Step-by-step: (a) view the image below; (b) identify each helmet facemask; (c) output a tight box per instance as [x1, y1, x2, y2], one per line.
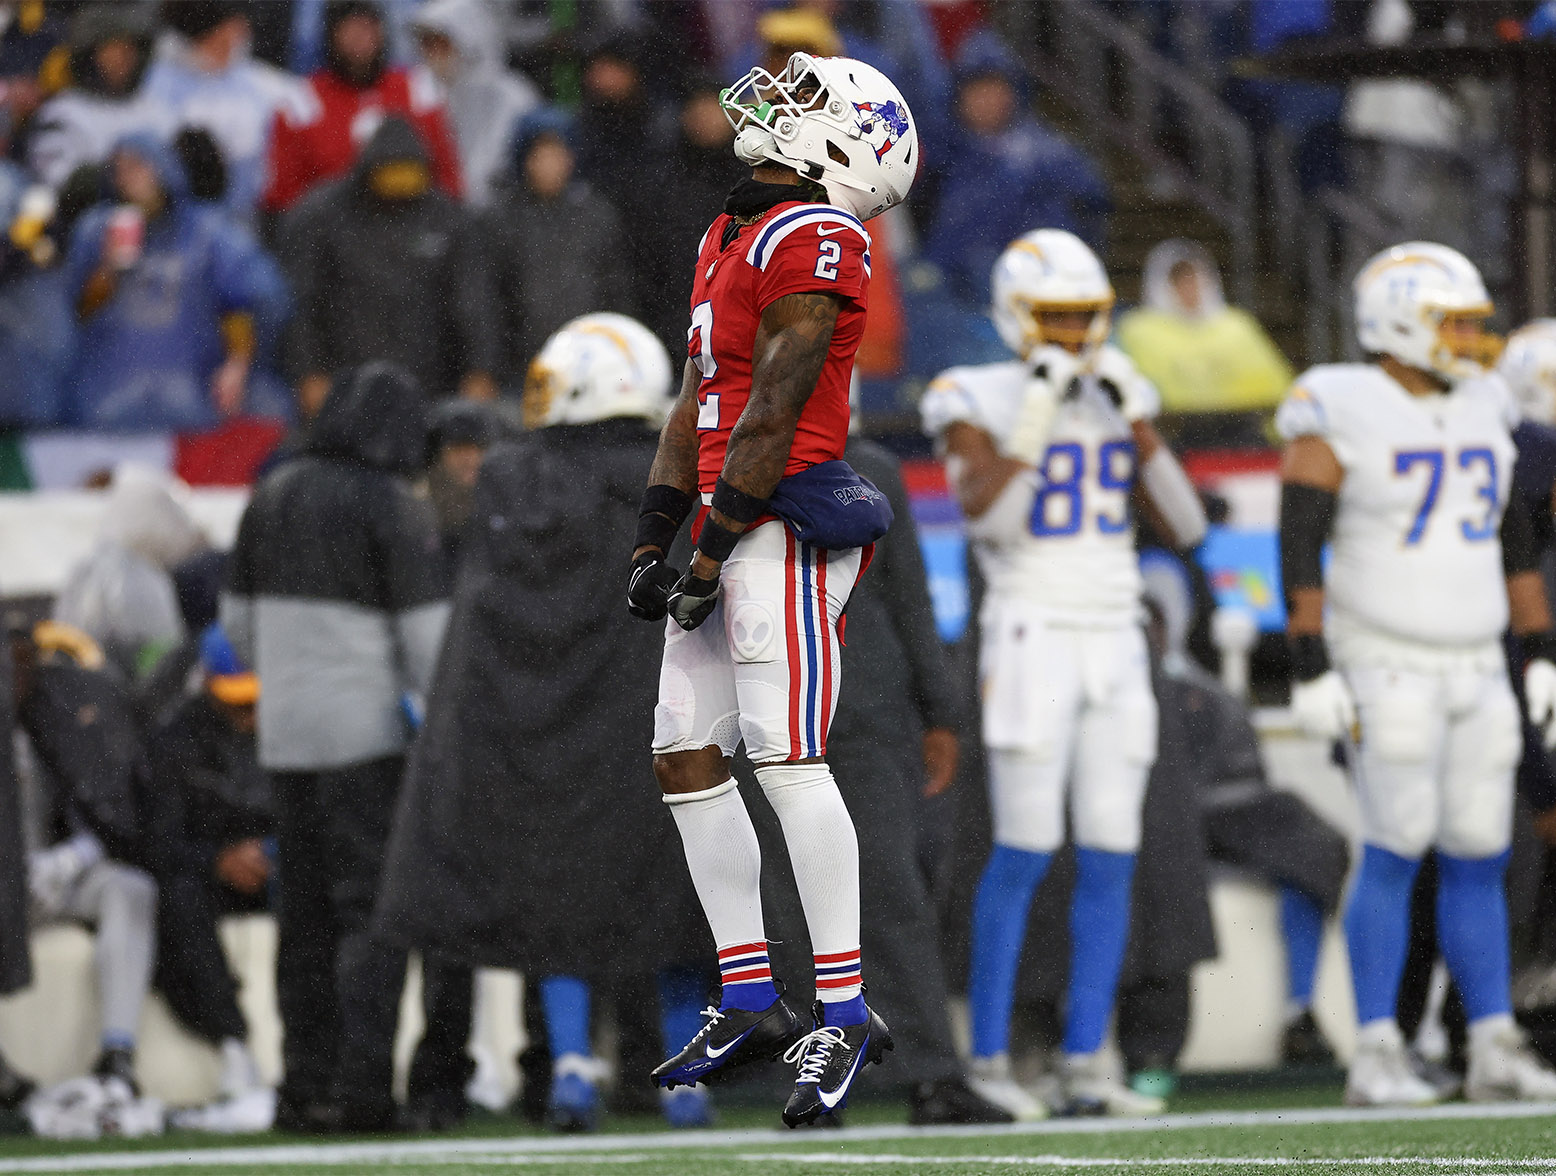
[1010, 296, 1115, 362]
[521, 358, 558, 429]
[1428, 305, 1503, 378]
[721, 54, 833, 175]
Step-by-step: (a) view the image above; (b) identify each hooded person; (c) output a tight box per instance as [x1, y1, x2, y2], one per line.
[28, 3, 174, 191]
[142, 624, 276, 1134]
[375, 314, 715, 1132]
[0, 158, 74, 430]
[1115, 239, 1295, 419]
[220, 362, 454, 1132]
[263, 0, 462, 214]
[1145, 553, 1350, 1073]
[10, 619, 158, 1105]
[483, 108, 634, 391]
[409, 0, 540, 208]
[53, 465, 208, 683]
[279, 114, 497, 419]
[141, 1, 306, 223]
[61, 132, 291, 431]
[923, 31, 1109, 305]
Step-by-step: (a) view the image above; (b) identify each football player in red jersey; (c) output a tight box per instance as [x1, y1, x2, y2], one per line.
[626, 53, 918, 1126]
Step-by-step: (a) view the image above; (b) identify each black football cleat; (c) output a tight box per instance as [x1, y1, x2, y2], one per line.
[781, 1002, 892, 1128]
[651, 989, 807, 1090]
[1281, 1010, 1338, 1069]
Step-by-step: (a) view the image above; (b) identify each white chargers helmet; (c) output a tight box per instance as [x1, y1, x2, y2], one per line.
[720, 52, 917, 221]
[523, 313, 673, 429]
[1353, 242, 1502, 380]
[990, 228, 1115, 361]
[1499, 319, 1556, 425]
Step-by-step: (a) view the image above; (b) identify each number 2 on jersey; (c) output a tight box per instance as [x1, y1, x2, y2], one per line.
[1394, 447, 1499, 545]
[689, 301, 719, 430]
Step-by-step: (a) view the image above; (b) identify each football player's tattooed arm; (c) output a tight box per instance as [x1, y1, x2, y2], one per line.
[634, 359, 702, 561]
[1279, 435, 1344, 639]
[941, 422, 1028, 519]
[688, 291, 843, 577]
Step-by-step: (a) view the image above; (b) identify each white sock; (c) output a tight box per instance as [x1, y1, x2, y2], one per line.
[663, 778, 766, 949]
[1356, 1018, 1403, 1050]
[218, 1038, 260, 1097]
[1469, 1012, 1517, 1054]
[755, 762, 862, 1003]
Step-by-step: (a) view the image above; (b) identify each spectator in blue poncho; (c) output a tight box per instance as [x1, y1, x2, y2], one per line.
[922, 32, 1108, 306]
[0, 161, 72, 429]
[62, 133, 289, 432]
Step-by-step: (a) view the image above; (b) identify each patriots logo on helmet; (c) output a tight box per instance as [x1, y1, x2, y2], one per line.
[854, 100, 909, 161]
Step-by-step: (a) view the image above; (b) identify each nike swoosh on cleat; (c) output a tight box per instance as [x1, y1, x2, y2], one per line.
[816, 1035, 869, 1109]
[705, 1027, 755, 1060]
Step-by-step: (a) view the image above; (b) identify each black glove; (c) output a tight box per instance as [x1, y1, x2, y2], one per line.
[628, 552, 681, 621]
[667, 570, 721, 631]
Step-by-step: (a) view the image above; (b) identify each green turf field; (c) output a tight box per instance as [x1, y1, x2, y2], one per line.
[3, 1097, 1556, 1175]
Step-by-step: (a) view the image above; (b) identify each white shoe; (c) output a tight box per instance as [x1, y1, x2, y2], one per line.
[1059, 1052, 1164, 1117]
[1467, 1024, 1556, 1102]
[217, 1039, 262, 1101]
[464, 1042, 510, 1113]
[966, 1054, 1048, 1121]
[1345, 1033, 1439, 1107]
[168, 1087, 276, 1134]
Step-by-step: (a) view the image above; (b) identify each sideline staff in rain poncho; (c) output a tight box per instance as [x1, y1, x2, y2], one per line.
[377, 314, 712, 1131]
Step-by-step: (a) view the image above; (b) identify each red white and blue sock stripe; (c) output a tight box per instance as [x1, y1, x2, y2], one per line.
[717, 941, 778, 1011]
[814, 948, 863, 1003]
[719, 942, 772, 987]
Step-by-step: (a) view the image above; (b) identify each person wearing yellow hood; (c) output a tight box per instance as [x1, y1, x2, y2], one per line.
[1115, 240, 1293, 432]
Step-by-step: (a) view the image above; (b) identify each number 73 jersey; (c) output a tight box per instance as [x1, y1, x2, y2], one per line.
[686, 200, 871, 494]
[1276, 363, 1519, 646]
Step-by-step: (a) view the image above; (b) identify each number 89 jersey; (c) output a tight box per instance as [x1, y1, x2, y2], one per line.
[1275, 363, 1519, 647]
[687, 201, 871, 494]
[923, 351, 1151, 624]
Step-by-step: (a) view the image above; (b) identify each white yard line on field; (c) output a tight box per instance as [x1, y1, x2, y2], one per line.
[2, 1101, 1556, 1173]
[734, 1155, 1556, 1169]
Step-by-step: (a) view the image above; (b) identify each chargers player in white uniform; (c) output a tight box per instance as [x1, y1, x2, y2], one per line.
[1501, 320, 1556, 427]
[921, 230, 1207, 1118]
[1278, 243, 1556, 1107]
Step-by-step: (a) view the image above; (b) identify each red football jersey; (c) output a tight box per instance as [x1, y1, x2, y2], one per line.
[687, 200, 871, 493]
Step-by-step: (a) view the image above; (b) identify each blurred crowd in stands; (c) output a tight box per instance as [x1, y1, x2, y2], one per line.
[0, 0, 1536, 453]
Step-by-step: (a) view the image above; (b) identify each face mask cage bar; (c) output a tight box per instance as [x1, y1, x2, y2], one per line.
[720, 52, 831, 134]
[1426, 304, 1503, 372]
[522, 360, 557, 429]
[1012, 296, 1116, 357]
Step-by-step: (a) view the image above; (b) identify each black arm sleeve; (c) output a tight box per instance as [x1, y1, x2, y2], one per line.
[1502, 491, 1541, 577]
[1279, 482, 1338, 608]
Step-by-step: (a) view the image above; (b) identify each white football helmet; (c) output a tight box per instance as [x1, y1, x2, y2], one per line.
[991, 229, 1115, 361]
[1500, 319, 1556, 425]
[720, 52, 917, 221]
[523, 313, 673, 429]
[1353, 242, 1502, 380]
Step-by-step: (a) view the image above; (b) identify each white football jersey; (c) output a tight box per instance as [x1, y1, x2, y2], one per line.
[1276, 363, 1519, 648]
[922, 348, 1155, 623]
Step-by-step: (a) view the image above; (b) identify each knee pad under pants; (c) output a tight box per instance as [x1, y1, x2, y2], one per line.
[653, 521, 862, 763]
[1347, 662, 1519, 859]
[983, 622, 1156, 854]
